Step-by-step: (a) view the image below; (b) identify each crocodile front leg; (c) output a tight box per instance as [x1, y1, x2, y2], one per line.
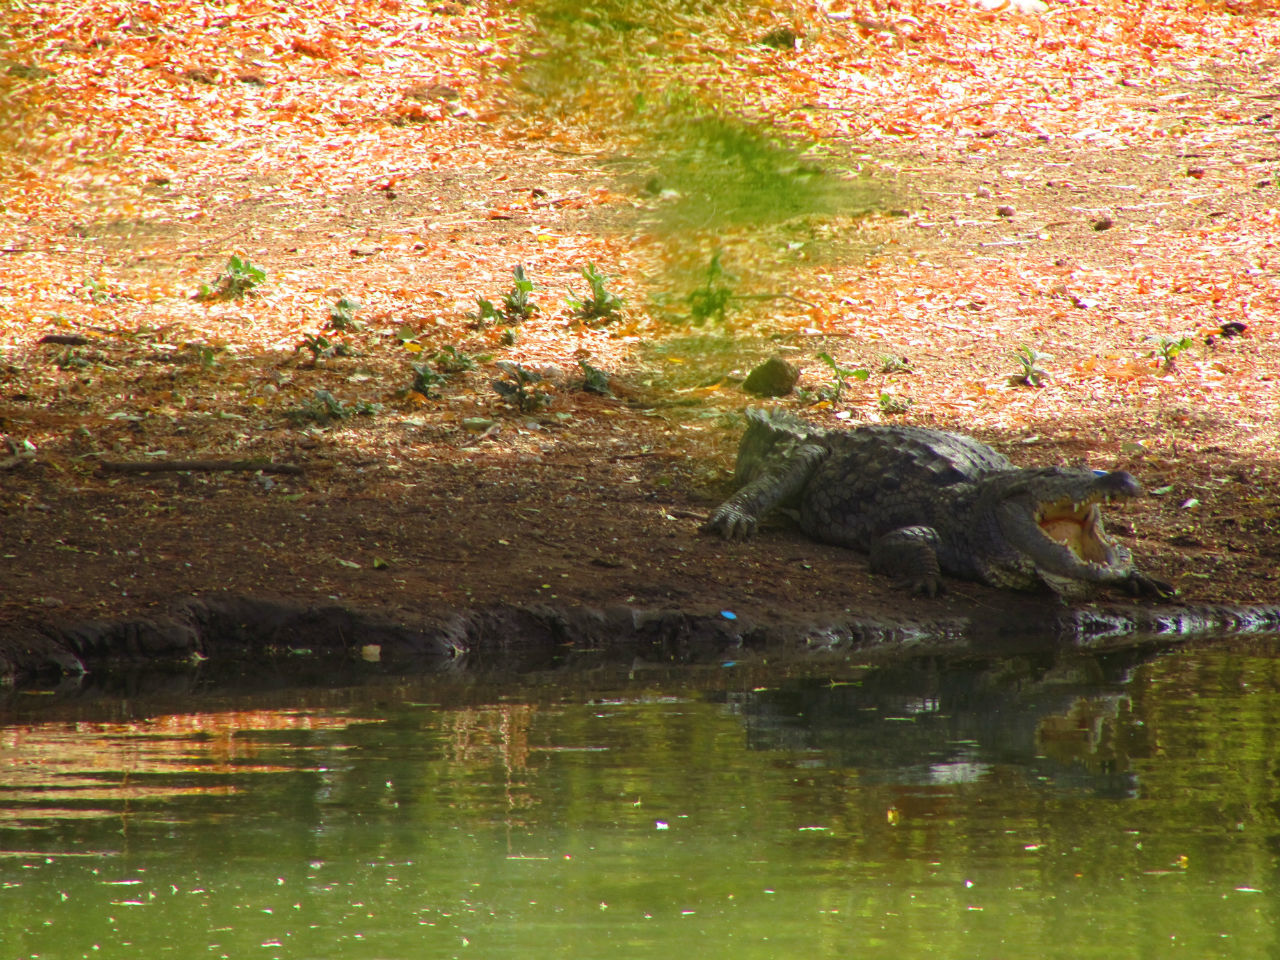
[869, 525, 945, 596]
[702, 443, 827, 540]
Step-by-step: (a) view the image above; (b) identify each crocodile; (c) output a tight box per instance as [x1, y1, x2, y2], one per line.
[702, 408, 1172, 598]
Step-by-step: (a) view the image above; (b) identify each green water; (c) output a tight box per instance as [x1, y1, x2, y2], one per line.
[2, 649, 1278, 959]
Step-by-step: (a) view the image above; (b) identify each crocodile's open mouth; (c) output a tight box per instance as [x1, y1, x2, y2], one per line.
[1036, 495, 1115, 565]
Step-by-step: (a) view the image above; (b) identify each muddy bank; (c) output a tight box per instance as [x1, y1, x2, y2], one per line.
[2, 594, 1278, 689]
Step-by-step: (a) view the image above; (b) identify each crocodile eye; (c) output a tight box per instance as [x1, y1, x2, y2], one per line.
[1095, 470, 1142, 497]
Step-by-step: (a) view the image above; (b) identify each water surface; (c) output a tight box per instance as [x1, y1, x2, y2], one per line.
[2, 649, 1278, 959]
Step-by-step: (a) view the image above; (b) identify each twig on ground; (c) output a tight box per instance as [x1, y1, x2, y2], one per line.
[102, 459, 303, 475]
[735, 292, 820, 309]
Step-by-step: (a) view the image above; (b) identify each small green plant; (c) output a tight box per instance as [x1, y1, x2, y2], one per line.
[286, 389, 380, 425]
[578, 359, 612, 395]
[409, 363, 449, 398]
[566, 262, 624, 323]
[294, 332, 325, 358]
[431, 344, 483, 374]
[191, 343, 222, 369]
[500, 328, 517, 346]
[327, 296, 363, 331]
[815, 351, 870, 403]
[83, 277, 110, 304]
[492, 360, 552, 411]
[686, 251, 735, 325]
[878, 353, 911, 374]
[1009, 345, 1049, 387]
[1153, 334, 1192, 369]
[297, 333, 353, 363]
[55, 349, 91, 371]
[500, 264, 537, 322]
[197, 254, 266, 302]
[468, 266, 538, 326]
[469, 296, 503, 326]
[407, 345, 489, 397]
[877, 391, 913, 414]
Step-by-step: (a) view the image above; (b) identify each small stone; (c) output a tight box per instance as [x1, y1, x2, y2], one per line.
[759, 26, 801, 50]
[406, 82, 460, 101]
[995, 204, 1015, 218]
[743, 356, 799, 397]
[6, 61, 54, 80]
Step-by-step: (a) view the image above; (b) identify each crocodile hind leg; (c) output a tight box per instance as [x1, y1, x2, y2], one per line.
[869, 525, 945, 596]
[703, 442, 827, 540]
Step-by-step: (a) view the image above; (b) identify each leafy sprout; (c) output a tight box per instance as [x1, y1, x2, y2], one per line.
[686, 251, 735, 325]
[197, 254, 266, 302]
[814, 351, 870, 403]
[1153, 334, 1193, 369]
[578, 359, 612, 395]
[500, 264, 537, 322]
[410, 363, 449, 398]
[327, 296, 363, 331]
[469, 265, 539, 326]
[297, 333, 353, 363]
[877, 391, 913, 415]
[286, 390, 380, 425]
[191, 343, 222, 369]
[469, 296, 503, 326]
[83, 277, 110, 304]
[566, 262, 624, 323]
[431, 344, 484, 374]
[492, 360, 553, 411]
[1009, 344, 1049, 387]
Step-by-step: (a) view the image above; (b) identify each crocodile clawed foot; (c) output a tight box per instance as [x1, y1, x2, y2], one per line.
[903, 575, 946, 598]
[1126, 571, 1177, 600]
[701, 508, 758, 540]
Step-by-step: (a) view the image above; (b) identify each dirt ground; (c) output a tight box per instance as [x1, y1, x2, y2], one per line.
[1, 0, 1278, 668]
